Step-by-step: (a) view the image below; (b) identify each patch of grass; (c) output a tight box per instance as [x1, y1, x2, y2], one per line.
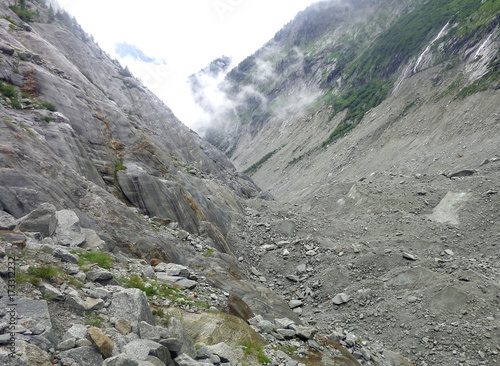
[77, 251, 113, 269]
[241, 341, 270, 364]
[40, 101, 57, 112]
[204, 249, 213, 257]
[85, 312, 102, 328]
[28, 265, 62, 279]
[154, 308, 171, 324]
[15, 269, 40, 287]
[68, 277, 84, 289]
[18, 53, 27, 61]
[0, 237, 5, 241]
[43, 116, 53, 122]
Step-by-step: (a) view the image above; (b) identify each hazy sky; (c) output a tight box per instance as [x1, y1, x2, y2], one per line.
[57, 0, 324, 127]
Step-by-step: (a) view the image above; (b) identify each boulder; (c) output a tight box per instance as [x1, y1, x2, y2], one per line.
[123, 339, 173, 366]
[52, 247, 78, 264]
[332, 293, 350, 305]
[115, 318, 132, 335]
[88, 327, 114, 358]
[154, 262, 190, 277]
[206, 342, 243, 363]
[62, 324, 88, 341]
[226, 294, 254, 321]
[165, 318, 196, 358]
[174, 354, 204, 366]
[16, 203, 57, 238]
[108, 288, 154, 332]
[59, 346, 104, 366]
[39, 283, 64, 301]
[54, 209, 86, 246]
[86, 268, 114, 282]
[103, 355, 139, 366]
[0, 210, 16, 230]
[65, 288, 104, 311]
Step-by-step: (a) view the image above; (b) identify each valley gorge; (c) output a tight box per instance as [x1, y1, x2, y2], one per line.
[1, 1, 499, 366]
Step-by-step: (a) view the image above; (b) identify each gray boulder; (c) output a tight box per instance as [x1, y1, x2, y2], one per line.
[62, 324, 88, 341]
[54, 209, 86, 246]
[154, 262, 190, 277]
[108, 288, 154, 332]
[65, 288, 104, 311]
[123, 339, 173, 366]
[39, 283, 64, 301]
[103, 355, 139, 366]
[0, 210, 16, 230]
[86, 268, 114, 282]
[166, 318, 196, 358]
[15, 203, 57, 238]
[206, 342, 243, 363]
[59, 346, 104, 366]
[52, 247, 78, 264]
[174, 354, 204, 366]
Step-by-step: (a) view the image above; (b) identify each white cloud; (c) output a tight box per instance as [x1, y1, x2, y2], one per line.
[57, 0, 324, 127]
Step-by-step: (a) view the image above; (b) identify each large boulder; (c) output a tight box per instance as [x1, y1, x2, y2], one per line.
[108, 288, 154, 332]
[59, 346, 104, 366]
[0, 210, 16, 230]
[15, 203, 57, 238]
[53, 210, 86, 246]
[123, 339, 173, 366]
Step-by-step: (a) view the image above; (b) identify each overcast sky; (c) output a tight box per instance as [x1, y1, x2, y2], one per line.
[57, 0, 324, 128]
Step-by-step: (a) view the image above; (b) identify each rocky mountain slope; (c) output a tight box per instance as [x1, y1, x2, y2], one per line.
[1, 0, 499, 366]
[190, 0, 500, 365]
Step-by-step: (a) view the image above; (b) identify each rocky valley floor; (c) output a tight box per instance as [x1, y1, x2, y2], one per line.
[230, 156, 500, 365]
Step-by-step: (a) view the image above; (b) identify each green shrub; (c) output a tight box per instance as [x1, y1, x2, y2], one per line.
[115, 160, 127, 173]
[28, 264, 61, 279]
[43, 115, 52, 122]
[78, 251, 113, 269]
[11, 97, 22, 109]
[85, 312, 102, 327]
[0, 82, 17, 99]
[9, 5, 37, 22]
[40, 101, 57, 112]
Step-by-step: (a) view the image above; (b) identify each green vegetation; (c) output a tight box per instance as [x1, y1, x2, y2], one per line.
[85, 312, 102, 328]
[243, 146, 284, 176]
[154, 308, 171, 324]
[115, 159, 127, 173]
[77, 251, 113, 269]
[121, 274, 210, 309]
[456, 59, 500, 98]
[16, 264, 62, 287]
[43, 115, 53, 122]
[241, 341, 271, 364]
[0, 81, 23, 109]
[40, 101, 57, 112]
[204, 248, 214, 257]
[9, 4, 37, 23]
[0, 82, 17, 99]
